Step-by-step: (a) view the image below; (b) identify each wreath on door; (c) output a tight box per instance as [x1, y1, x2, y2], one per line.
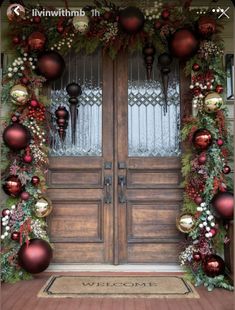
[1, 0, 233, 290]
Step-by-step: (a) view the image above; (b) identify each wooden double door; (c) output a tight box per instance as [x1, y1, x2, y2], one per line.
[48, 51, 188, 264]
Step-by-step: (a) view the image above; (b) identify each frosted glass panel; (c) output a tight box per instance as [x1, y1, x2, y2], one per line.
[49, 51, 102, 156]
[128, 53, 180, 157]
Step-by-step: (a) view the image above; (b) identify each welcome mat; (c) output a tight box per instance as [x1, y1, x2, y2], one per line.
[38, 275, 199, 298]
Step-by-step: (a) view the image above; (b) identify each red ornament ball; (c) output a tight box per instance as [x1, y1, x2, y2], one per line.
[31, 176, 40, 186]
[192, 129, 212, 150]
[119, 6, 145, 34]
[2, 175, 22, 197]
[18, 239, 53, 274]
[23, 153, 33, 163]
[222, 165, 231, 174]
[57, 25, 64, 34]
[37, 51, 65, 81]
[215, 85, 224, 94]
[212, 192, 234, 219]
[20, 77, 29, 85]
[3, 123, 31, 151]
[170, 29, 198, 59]
[192, 63, 200, 72]
[193, 252, 202, 262]
[198, 153, 207, 165]
[198, 15, 216, 37]
[12, 36, 20, 44]
[155, 20, 162, 30]
[203, 254, 225, 277]
[2, 209, 10, 217]
[30, 99, 39, 108]
[11, 231, 20, 242]
[217, 138, 223, 146]
[20, 191, 30, 201]
[210, 228, 217, 237]
[28, 32, 46, 51]
[161, 9, 170, 20]
[195, 196, 203, 205]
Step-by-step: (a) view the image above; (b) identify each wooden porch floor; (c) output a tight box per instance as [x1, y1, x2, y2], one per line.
[1, 272, 234, 310]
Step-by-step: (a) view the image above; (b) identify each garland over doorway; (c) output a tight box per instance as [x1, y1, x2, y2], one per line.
[1, 0, 233, 290]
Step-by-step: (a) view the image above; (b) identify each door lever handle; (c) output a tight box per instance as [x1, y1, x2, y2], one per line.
[104, 176, 112, 204]
[118, 176, 126, 203]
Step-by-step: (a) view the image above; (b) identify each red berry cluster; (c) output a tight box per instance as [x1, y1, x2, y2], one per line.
[186, 182, 204, 201]
[28, 103, 46, 121]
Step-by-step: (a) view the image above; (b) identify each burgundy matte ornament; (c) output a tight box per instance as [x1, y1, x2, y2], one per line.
[170, 29, 198, 59]
[3, 123, 31, 151]
[203, 254, 225, 277]
[23, 153, 33, 163]
[33, 16, 41, 24]
[215, 84, 223, 94]
[55, 106, 69, 141]
[2, 209, 10, 217]
[20, 191, 30, 201]
[143, 43, 156, 80]
[28, 32, 46, 51]
[222, 165, 231, 174]
[57, 25, 64, 34]
[217, 138, 223, 146]
[12, 36, 20, 44]
[30, 99, 39, 108]
[18, 238, 53, 274]
[198, 153, 207, 165]
[119, 7, 145, 34]
[195, 196, 203, 205]
[20, 77, 29, 86]
[198, 15, 216, 38]
[158, 53, 172, 114]
[2, 175, 22, 197]
[11, 231, 20, 241]
[31, 176, 40, 186]
[193, 252, 202, 262]
[192, 129, 212, 150]
[192, 63, 200, 72]
[37, 51, 65, 81]
[212, 192, 234, 219]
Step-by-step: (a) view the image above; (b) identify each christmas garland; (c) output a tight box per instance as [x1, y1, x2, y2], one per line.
[1, 1, 233, 290]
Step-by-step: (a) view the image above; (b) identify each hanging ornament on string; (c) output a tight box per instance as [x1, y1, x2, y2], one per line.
[158, 52, 172, 114]
[55, 106, 69, 141]
[143, 43, 156, 80]
[119, 7, 145, 34]
[192, 129, 212, 150]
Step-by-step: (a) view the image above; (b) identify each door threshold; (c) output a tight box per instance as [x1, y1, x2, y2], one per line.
[47, 264, 183, 273]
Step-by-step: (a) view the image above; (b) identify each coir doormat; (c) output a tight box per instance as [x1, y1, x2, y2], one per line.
[38, 275, 199, 298]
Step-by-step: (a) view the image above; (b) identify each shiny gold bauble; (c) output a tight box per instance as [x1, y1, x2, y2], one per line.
[10, 85, 29, 105]
[72, 16, 89, 33]
[204, 92, 223, 113]
[35, 196, 52, 218]
[176, 213, 195, 233]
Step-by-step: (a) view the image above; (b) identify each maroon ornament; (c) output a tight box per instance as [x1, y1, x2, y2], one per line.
[18, 238, 53, 274]
[215, 85, 223, 94]
[11, 115, 19, 123]
[203, 254, 225, 277]
[28, 32, 46, 51]
[11, 231, 20, 242]
[212, 192, 234, 219]
[198, 153, 207, 165]
[198, 15, 216, 37]
[37, 51, 65, 81]
[217, 138, 223, 147]
[210, 228, 217, 237]
[3, 123, 31, 151]
[23, 152, 33, 163]
[143, 43, 156, 80]
[2, 209, 10, 217]
[192, 63, 200, 72]
[195, 196, 203, 205]
[2, 175, 22, 197]
[222, 165, 231, 174]
[119, 7, 145, 34]
[158, 53, 172, 114]
[192, 129, 212, 150]
[20, 191, 30, 201]
[55, 106, 69, 141]
[170, 29, 198, 59]
[193, 252, 202, 262]
[57, 25, 64, 34]
[12, 36, 20, 44]
[31, 176, 40, 186]
[20, 77, 29, 85]
[30, 99, 39, 108]
[161, 9, 170, 20]
[33, 16, 41, 24]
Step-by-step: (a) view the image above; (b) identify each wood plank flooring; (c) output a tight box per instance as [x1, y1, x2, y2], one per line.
[1, 272, 234, 310]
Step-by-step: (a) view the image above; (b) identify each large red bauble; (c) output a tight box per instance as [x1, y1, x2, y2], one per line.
[18, 239, 53, 274]
[119, 7, 145, 34]
[37, 51, 65, 81]
[2, 175, 22, 197]
[212, 192, 234, 219]
[3, 123, 31, 151]
[28, 32, 46, 51]
[170, 29, 198, 59]
[198, 15, 216, 37]
[202, 254, 225, 277]
[11, 231, 20, 241]
[192, 129, 212, 150]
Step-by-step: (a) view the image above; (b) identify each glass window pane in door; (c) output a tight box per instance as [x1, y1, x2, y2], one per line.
[128, 52, 180, 157]
[50, 50, 102, 156]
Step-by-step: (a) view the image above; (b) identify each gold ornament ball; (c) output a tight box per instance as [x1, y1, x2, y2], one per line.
[10, 85, 29, 105]
[176, 213, 195, 233]
[204, 92, 223, 113]
[35, 196, 53, 218]
[73, 16, 89, 33]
